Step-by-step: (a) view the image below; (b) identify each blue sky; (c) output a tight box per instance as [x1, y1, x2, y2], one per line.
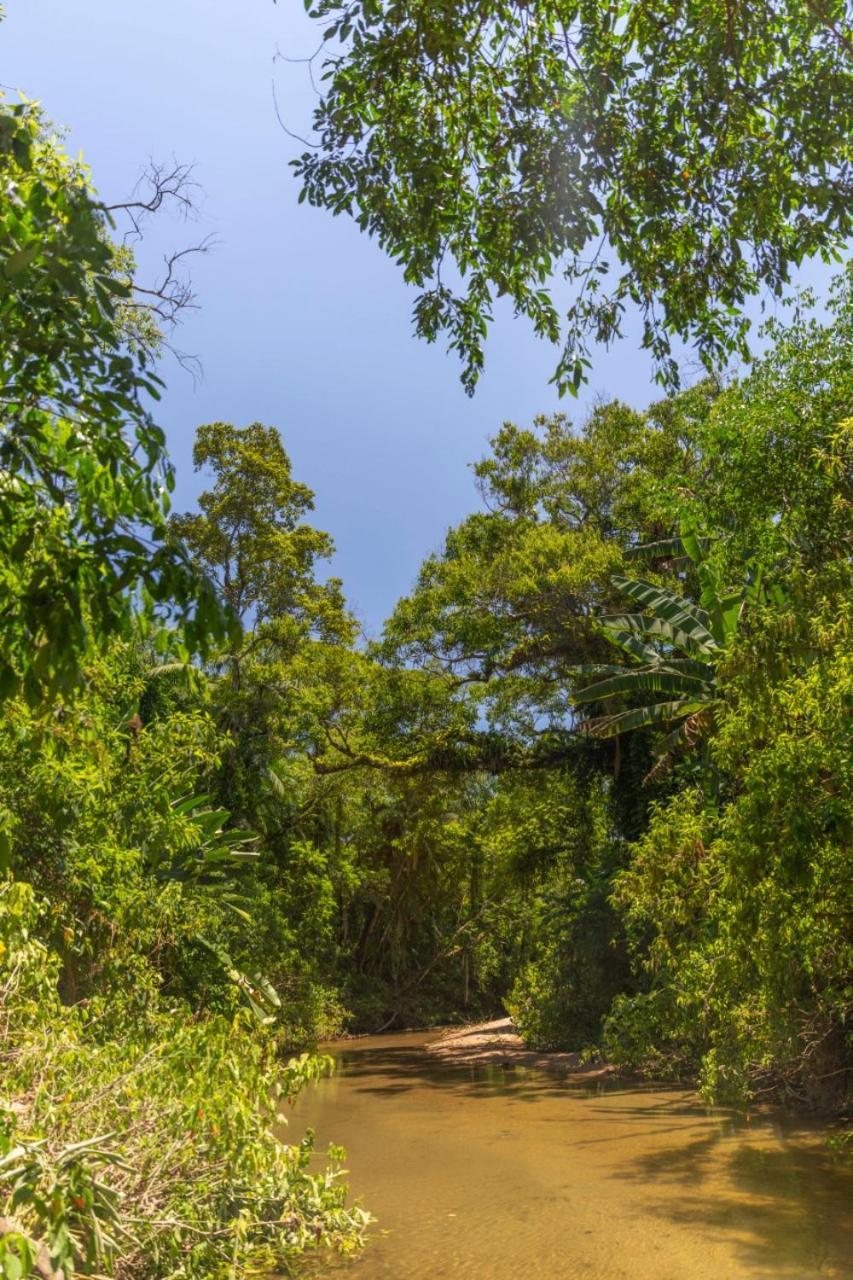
[2, 2, 833, 634]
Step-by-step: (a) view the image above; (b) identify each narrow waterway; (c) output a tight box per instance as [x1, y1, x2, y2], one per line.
[291, 1031, 852, 1280]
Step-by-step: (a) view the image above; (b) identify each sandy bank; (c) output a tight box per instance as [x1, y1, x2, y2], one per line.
[425, 1016, 613, 1078]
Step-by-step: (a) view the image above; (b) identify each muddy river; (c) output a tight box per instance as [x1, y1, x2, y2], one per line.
[290, 1031, 852, 1280]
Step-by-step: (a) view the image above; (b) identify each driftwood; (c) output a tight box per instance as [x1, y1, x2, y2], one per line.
[0, 1216, 64, 1280]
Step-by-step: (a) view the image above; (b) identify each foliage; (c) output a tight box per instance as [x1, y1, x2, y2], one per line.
[573, 530, 776, 771]
[605, 578, 852, 1107]
[500, 772, 631, 1051]
[365, 275, 852, 1105]
[295, 0, 851, 392]
[0, 267, 834, 1129]
[0, 576, 366, 1274]
[0, 882, 369, 1280]
[2, 72, 852, 1280]
[0, 97, 230, 708]
[597, 277, 853, 1105]
[171, 421, 354, 819]
[171, 422, 350, 642]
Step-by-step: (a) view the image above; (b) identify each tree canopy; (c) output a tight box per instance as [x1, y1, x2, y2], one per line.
[295, 0, 852, 392]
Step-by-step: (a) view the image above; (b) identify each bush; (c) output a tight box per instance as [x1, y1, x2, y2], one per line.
[605, 586, 853, 1109]
[0, 881, 369, 1279]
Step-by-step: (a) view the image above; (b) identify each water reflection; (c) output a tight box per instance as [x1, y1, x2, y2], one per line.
[289, 1031, 852, 1280]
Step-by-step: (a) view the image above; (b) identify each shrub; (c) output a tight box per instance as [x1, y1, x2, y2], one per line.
[0, 881, 369, 1279]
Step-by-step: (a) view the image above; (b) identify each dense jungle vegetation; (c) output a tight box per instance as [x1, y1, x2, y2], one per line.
[1, 1, 851, 1276]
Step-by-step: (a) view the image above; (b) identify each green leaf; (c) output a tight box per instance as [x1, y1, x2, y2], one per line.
[573, 670, 714, 704]
[3, 245, 39, 276]
[600, 613, 717, 658]
[581, 698, 706, 738]
[610, 577, 719, 653]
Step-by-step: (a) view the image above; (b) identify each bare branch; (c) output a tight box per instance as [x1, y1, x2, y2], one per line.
[271, 78, 320, 149]
[126, 236, 216, 328]
[103, 159, 201, 242]
[100, 159, 214, 377]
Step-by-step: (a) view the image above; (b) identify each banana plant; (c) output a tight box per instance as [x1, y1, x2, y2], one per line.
[140, 794, 258, 885]
[573, 531, 774, 769]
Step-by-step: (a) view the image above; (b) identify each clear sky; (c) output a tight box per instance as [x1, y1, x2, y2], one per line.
[1, 1, 833, 634]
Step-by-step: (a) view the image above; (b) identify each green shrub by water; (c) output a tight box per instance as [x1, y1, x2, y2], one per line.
[0, 881, 368, 1279]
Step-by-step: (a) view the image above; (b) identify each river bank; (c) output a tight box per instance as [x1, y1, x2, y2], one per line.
[425, 1016, 614, 1078]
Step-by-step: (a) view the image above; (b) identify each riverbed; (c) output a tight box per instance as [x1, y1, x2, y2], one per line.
[290, 1030, 852, 1280]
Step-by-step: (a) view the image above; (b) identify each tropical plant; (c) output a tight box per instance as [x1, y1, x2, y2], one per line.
[572, 531, 773, 768]
[0, 882, 370, 1279]
[605, 577, 852, 1107]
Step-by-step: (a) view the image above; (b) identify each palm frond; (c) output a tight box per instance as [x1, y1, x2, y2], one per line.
[600, 612, 718, 657]
[595, 625, 660, 664]
[625, 534, 711, 562]
[610, 576, 718, 651]
[265, 764, 289, 801]
[652, 657, 717, 679]
[580, 698, 707, 739]
[573, 669, 714, 703]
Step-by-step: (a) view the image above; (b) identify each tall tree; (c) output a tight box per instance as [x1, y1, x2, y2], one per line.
[172, 421, 348, 643]
[295, 0, 851, 393]
[172, 421, 353, 812]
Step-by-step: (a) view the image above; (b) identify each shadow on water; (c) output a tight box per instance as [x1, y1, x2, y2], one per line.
[617, 1127, 853, 1277]
[337, 1036, 841, 1134]
[334, 1035, 635, 1102]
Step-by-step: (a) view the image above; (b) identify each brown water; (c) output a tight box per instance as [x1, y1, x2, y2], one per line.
[290, 1031, 852, 1280]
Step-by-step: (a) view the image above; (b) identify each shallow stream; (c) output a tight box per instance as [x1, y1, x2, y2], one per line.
[291, 1031, 851, 1280]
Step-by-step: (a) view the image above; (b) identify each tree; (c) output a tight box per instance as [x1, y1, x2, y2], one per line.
[0, 63, 368, 1278]
[172, 421, 354, 817]
[0, 98, 227, 707]
[294, 0, 851, 393]
[605, 579, 852, 1107]
[172, 422, 349, 642]
[376, 394, 707, 769]
[597, 281, 853, 1106]
[0, 642, 370, 1276]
